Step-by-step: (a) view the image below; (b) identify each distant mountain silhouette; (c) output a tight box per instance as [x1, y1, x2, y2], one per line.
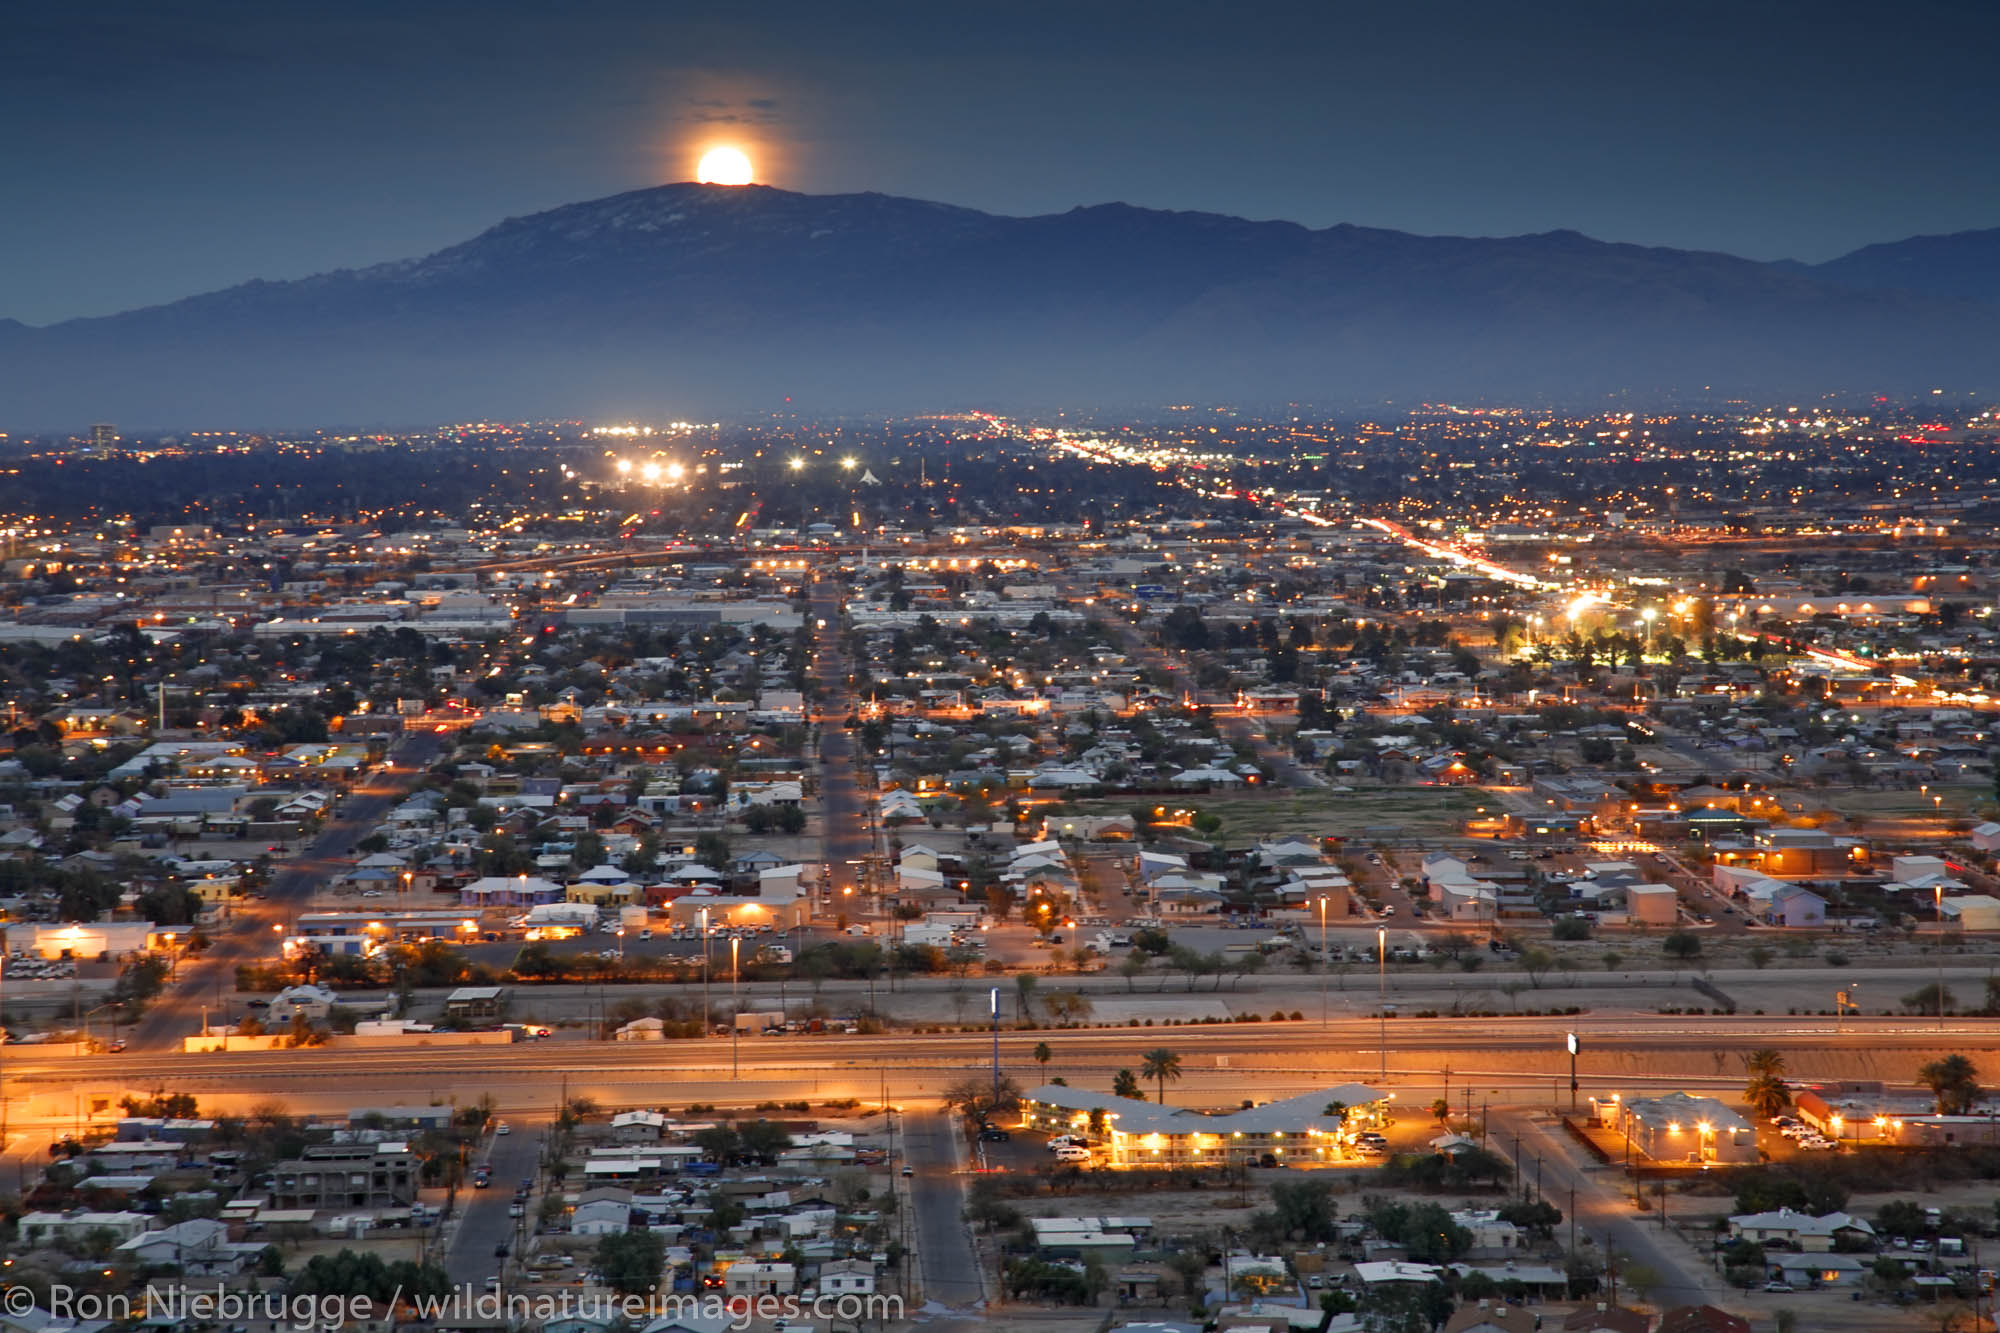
[1, 183, 1992, 427]
[1786, 226, 2000, 306]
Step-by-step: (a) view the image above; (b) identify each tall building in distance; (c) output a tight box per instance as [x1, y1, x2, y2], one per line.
[89, 423, 115, 450]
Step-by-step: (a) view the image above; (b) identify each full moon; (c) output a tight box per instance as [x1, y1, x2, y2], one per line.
[695, 146, 754, 185]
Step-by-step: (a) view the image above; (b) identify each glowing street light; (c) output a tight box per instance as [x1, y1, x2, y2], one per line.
[640, 461, 662, 483]
[1316, 895, 1331, 1029]
[1377, 926, 1388, 1083]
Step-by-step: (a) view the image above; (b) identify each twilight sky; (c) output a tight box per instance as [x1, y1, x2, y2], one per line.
[5, 0, 1998, 326]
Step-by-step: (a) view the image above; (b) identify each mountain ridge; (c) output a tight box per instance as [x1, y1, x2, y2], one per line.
[2, 183, 1993, 427]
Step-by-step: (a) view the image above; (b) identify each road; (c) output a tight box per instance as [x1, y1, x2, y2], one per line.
[903, 1108, 983, 1307]
[810, 571, 877, 901]
[1497, 1108, 1718, 1310]
[12, 1013, 1998, 1119]
[446, 1121, 545, 1286]
[132, 729, 442, 1049]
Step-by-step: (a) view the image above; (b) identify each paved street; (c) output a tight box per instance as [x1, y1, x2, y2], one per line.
[132, 730, 442, 1049]
[903, 1108, 983, 1307]
[810, 571, 877, 901]
[446, 1120, 545, 1286]
[1498, 1108, 1722, 1310]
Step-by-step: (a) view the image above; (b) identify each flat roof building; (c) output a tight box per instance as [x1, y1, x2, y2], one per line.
[1020, 1082, 1387, 1168]
[1592, 1091, 1756, 1164]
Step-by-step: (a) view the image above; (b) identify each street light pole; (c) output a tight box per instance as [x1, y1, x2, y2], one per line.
[989, 987, 1001, 1106]
[731, 936, 740, 1079]
[1317, 895, 1329, 1029]
[1566, 1031, 1579, 1113]
[699, 907, 711, 1037]
[1377, 925, 1387, 1084]
[1937, 882, 1947, 1031]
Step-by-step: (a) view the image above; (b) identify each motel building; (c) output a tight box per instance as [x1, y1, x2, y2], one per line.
[1020, 1083, 1389, 1168]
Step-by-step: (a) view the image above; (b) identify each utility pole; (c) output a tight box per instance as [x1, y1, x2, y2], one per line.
[989, 987, 1001, 1106]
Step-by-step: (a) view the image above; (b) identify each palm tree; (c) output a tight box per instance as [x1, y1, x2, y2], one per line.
[1032, 1041, 1052, 1075]
[1919, 1054, 1983, 1115]
[1744, 1073, 1792, 1119]
[1140, 1047, 1183, 1105]
[1112, 1068, 1143, 1100]
[1743, 1048, 1787, 1080]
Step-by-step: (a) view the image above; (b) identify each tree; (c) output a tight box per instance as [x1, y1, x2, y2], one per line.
[1661, 930, 1702, 965]
[1903, 982, 1958, 1016]
[736, 1119, 795, 1163]
[1743, 1048, 1793, 1119]
[941, 1072, 1021, 1126]
[1748, 945, 1774, 969]
[1919, 1054, 1982, 1115]
[1032, 1041, 1052, 1074]
[1140, 1048, 1183, 1105]
[1118, 952, 1148, 991]
[595, 1230, 666, 1295]
[965, 1177, 1022, 1232]
[692, 831, 731, 869]
[1014, 973, 1038, 1022]
[1518, 947, 1555, 987]
[1112, 1069, 1143, 1100]
[1268, 1179, 1339, 1242]
[1431, 1098, 1451, 1126]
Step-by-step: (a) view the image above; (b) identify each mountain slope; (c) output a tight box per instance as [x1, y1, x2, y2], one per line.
[1793, 226, 2000, 306]
[1, 183, 1991, 427]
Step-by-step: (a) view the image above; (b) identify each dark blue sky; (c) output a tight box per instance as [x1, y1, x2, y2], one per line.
[6, 0, 1998, 326]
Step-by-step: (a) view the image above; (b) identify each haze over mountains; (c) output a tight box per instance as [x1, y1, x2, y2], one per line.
[1, 183, 1994, 429]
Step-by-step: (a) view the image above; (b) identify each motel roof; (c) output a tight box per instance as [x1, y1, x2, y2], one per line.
[1023, 1083, 1386, 1136]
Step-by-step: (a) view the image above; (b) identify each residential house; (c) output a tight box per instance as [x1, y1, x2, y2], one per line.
[1728, 1207, 1875, 1252]
[269, 1144, 416, 1210]
[572, 1187, 633, 1236]
[722, 1260, 795, 1297]
[816, 1257, 876, 1295]
[1445, 1303, 1537, 1333]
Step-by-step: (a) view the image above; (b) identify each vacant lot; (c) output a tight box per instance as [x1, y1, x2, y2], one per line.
[1078, 787, 1485, 849]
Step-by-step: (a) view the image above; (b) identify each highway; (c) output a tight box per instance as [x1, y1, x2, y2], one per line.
[11, 1014, 1997, 1120]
